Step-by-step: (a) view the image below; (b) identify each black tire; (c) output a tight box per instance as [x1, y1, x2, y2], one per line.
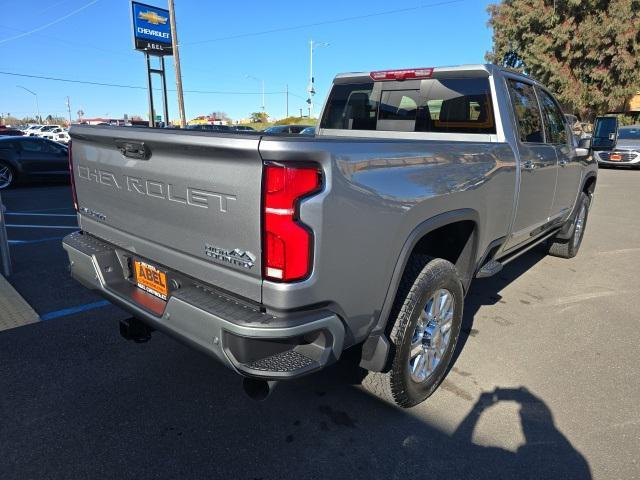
[0, 161, 15, 190]
[361, 255, 464, 408]
[547, 192, 590, 259]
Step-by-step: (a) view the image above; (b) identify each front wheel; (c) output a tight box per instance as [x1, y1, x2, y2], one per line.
[547, 192, 590, 259]
[0, 162, 15, 189]
[361, 256, 463, 408]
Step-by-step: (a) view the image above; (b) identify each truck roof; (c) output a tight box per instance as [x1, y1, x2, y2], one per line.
[333, 63, 538, 84]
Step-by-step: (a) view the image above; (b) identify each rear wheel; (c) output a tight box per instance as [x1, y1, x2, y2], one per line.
[361, 256, 463, 408]
[547, 192, 590, 259]
[0, 162, 15, 189]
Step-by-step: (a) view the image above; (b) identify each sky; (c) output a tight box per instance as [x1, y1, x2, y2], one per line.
[0, 0, 495, 123]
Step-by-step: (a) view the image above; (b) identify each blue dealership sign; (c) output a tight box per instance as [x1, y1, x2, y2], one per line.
[131, 1, 172, 55]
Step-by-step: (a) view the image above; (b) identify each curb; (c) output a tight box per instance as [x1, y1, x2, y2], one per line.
[0, 274, 40, 332]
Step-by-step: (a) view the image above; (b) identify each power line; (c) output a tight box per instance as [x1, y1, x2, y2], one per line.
[0, 23, 136, 59]
[0, 70, 287, 95]
[182, 0, 466, 46]
[0, 0, 101, 45]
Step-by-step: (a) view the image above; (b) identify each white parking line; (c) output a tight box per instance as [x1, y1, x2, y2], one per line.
[5, 224, 78, 229]
[5, 212, 77, 217]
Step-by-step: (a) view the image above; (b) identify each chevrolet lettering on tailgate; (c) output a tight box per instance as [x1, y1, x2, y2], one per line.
[76, 165, 236, 213]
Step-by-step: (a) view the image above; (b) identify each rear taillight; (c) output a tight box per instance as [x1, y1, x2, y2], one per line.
[263, 163, 321, 282]
[68, 140, 77, 211]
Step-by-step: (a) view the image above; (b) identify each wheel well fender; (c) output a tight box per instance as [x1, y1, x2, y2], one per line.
[0, 155, 20, 174]
[359, 208, 480, 372]
[582, 173, 597, 197]
[556, 173, 597, 239]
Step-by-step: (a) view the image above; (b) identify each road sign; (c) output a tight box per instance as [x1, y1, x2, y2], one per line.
[131, 1, 173, 56]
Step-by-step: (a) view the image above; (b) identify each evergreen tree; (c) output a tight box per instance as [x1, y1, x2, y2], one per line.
[487, 0, 640, 119]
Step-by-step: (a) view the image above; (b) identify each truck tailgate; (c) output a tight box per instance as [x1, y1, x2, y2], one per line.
[70, 126, 263, 302]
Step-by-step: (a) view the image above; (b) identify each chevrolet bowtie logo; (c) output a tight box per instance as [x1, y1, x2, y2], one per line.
[138, 10, 168, 25]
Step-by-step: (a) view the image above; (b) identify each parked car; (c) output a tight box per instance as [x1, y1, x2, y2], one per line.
[40, 127, 64, 140]
[263, 124, 313, 134]
[232, 125, 256, 132]
[593, 124, 640, 168]
[0, 126, 25, 136]
[22, 124, 46, 136]
[299, 126, 316, 135]
[0, 136, 69, 189]
[63, 64, 597, 408]
[39, 127, 70, 144]
[28, 125, 61, 137]
[186, 124, 232, 132]
[55, 130, 71, 144]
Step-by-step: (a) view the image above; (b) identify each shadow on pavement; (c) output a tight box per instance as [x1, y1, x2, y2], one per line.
[0, 312, 590, 480]
[453, 248, 547, 365]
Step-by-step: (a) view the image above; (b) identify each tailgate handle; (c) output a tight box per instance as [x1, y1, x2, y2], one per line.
[116, 140, 151, 160]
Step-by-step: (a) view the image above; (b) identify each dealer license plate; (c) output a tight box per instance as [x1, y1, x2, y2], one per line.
[134, 260, 168, 301]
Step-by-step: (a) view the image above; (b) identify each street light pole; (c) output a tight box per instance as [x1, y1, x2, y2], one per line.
[307, 40, 329, 118]
[17, 86, 40, 123]
[65, 96, 72, 126]
[168, 0, 187, 128]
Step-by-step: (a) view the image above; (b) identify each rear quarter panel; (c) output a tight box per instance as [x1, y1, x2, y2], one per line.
[259, 136, 517, 344]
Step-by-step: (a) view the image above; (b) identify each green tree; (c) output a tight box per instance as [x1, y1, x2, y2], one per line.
[487, 0, 640, 119]
[250, 111, 269, 123]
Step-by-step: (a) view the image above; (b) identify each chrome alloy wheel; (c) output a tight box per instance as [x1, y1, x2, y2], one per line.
[573, 203, 587, 249]
[0, 164, 12, 189]
[408, 288, 455, 383]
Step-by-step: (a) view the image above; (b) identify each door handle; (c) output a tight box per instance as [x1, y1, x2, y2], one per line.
[523, 160, 536, 170]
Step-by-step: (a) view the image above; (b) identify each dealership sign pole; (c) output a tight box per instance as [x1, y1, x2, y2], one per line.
[131, 1, 173, 127]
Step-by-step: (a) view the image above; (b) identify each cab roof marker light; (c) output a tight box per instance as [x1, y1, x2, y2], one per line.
[370, 68, 434, 81]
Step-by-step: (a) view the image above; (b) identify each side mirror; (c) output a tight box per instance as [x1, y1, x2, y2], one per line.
[578, 137, 591, 150]
[575, 147, 590, 159]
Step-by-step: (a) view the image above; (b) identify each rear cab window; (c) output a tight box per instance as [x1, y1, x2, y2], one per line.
[320, 76, 496, 135]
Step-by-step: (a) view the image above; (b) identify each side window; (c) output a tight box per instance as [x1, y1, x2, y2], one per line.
[20, 139, 46, 152]
[537, 89, 567, 145]
[507, 80, 544, 143]
[43, 140, 64, 155]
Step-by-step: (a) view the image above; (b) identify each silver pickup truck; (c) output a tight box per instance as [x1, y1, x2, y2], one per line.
[63, 64, 597, 407]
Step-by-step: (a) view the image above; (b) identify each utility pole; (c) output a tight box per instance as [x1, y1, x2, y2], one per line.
[17, 86, 40, 123]
[285, 84, 289, 118]
[65, 97, 72, 126]
[168, 0, 186, 127]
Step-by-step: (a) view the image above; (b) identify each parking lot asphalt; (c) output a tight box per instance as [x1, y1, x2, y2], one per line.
[1, 169, 639, 480]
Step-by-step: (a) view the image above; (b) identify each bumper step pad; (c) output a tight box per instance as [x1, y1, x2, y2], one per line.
[247, 350, 316, 373]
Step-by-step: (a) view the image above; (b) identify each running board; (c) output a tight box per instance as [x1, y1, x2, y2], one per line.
[476, 228, 560, 279]
[476, 259, 503, 278]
